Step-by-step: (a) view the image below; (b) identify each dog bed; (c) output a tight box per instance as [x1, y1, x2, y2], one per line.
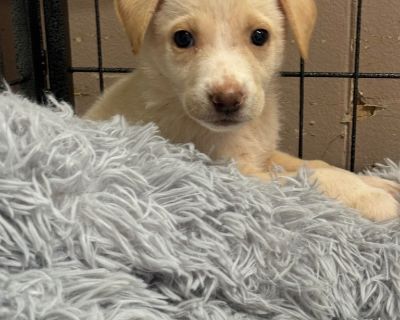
[0, 90, 399, 320]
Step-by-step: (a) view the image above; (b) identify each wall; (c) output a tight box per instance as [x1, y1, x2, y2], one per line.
[0, 0, 18, 82]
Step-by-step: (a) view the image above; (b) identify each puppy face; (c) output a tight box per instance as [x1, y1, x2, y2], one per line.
[142, 0, 285, 132]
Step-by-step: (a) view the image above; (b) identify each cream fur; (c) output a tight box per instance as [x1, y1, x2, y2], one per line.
[85, 0, 400, 221]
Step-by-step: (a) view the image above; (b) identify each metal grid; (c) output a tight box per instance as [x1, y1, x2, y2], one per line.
[5, 0, 73, 102]
[7, 0, 400, 171]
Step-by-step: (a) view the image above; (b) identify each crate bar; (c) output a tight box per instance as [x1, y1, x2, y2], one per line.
[350, 0, 363, 172]
[26, 0, 46, 102]
[69, 67, 400, 79]
[0, 38, 3, 81]
[70, 67, 133, 73]
[298, 58, 305, 158]
[94, 0, 105, 92]
[12, 0, 46, 101]
[282, 71, 400, 79]
[43, 0, 74, 104]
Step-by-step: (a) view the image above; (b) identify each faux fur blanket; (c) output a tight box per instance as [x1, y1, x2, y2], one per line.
[0, 91, 399, 320]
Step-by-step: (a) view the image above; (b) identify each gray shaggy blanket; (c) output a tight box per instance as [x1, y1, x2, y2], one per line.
[0, 91, 399, 320]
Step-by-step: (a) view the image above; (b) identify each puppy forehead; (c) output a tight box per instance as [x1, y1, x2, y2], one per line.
[158, 0, 282, 23]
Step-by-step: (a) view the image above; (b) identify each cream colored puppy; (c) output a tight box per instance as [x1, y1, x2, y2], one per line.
[85, 0, 400, 221]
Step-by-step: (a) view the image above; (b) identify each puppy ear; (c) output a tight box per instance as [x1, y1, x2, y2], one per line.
[114, 0, 160, 54]
[279, 0, 317, 59]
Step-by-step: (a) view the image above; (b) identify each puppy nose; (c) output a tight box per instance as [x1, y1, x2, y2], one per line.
[209, 90, 244, 115]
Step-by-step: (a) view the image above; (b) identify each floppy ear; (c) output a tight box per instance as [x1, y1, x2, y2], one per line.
[114, 0, 160, 54]
[279, 0, 317, 59]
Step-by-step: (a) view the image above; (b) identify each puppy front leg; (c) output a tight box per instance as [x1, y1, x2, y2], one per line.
[310, 168, 399, 221]
[238, 163, 275, 181]
[269, 151, 331, 171]
[237, 151, 331, 182]
[270, 151, 400, 202]
[267, 151, 399, 221]
[238, 152, 399, 220]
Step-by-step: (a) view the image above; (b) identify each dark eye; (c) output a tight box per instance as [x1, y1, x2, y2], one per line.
[251, 29, 269, 46]
[174, 30, 195, 48]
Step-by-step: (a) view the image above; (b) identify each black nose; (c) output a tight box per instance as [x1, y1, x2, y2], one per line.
[209, 91, 244, 115]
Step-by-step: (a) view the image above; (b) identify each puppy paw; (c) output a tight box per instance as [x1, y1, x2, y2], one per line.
[358, 175, 400, 199]
[351, 188, 400, 221]
[311, 168, 400, 221]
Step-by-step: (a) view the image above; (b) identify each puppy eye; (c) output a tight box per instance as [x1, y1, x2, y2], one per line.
[251, 29, 269, 46]
[174, 30, 195, 48]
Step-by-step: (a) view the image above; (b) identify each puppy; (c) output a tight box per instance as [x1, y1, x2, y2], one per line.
[85, 0, 400, 221]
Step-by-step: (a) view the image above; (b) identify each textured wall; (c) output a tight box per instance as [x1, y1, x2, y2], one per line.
[0, 0, 18, 83]
[68, 0, 400, 170]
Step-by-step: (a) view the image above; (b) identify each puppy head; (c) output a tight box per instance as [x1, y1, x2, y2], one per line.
[115, 0, 316, 132]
